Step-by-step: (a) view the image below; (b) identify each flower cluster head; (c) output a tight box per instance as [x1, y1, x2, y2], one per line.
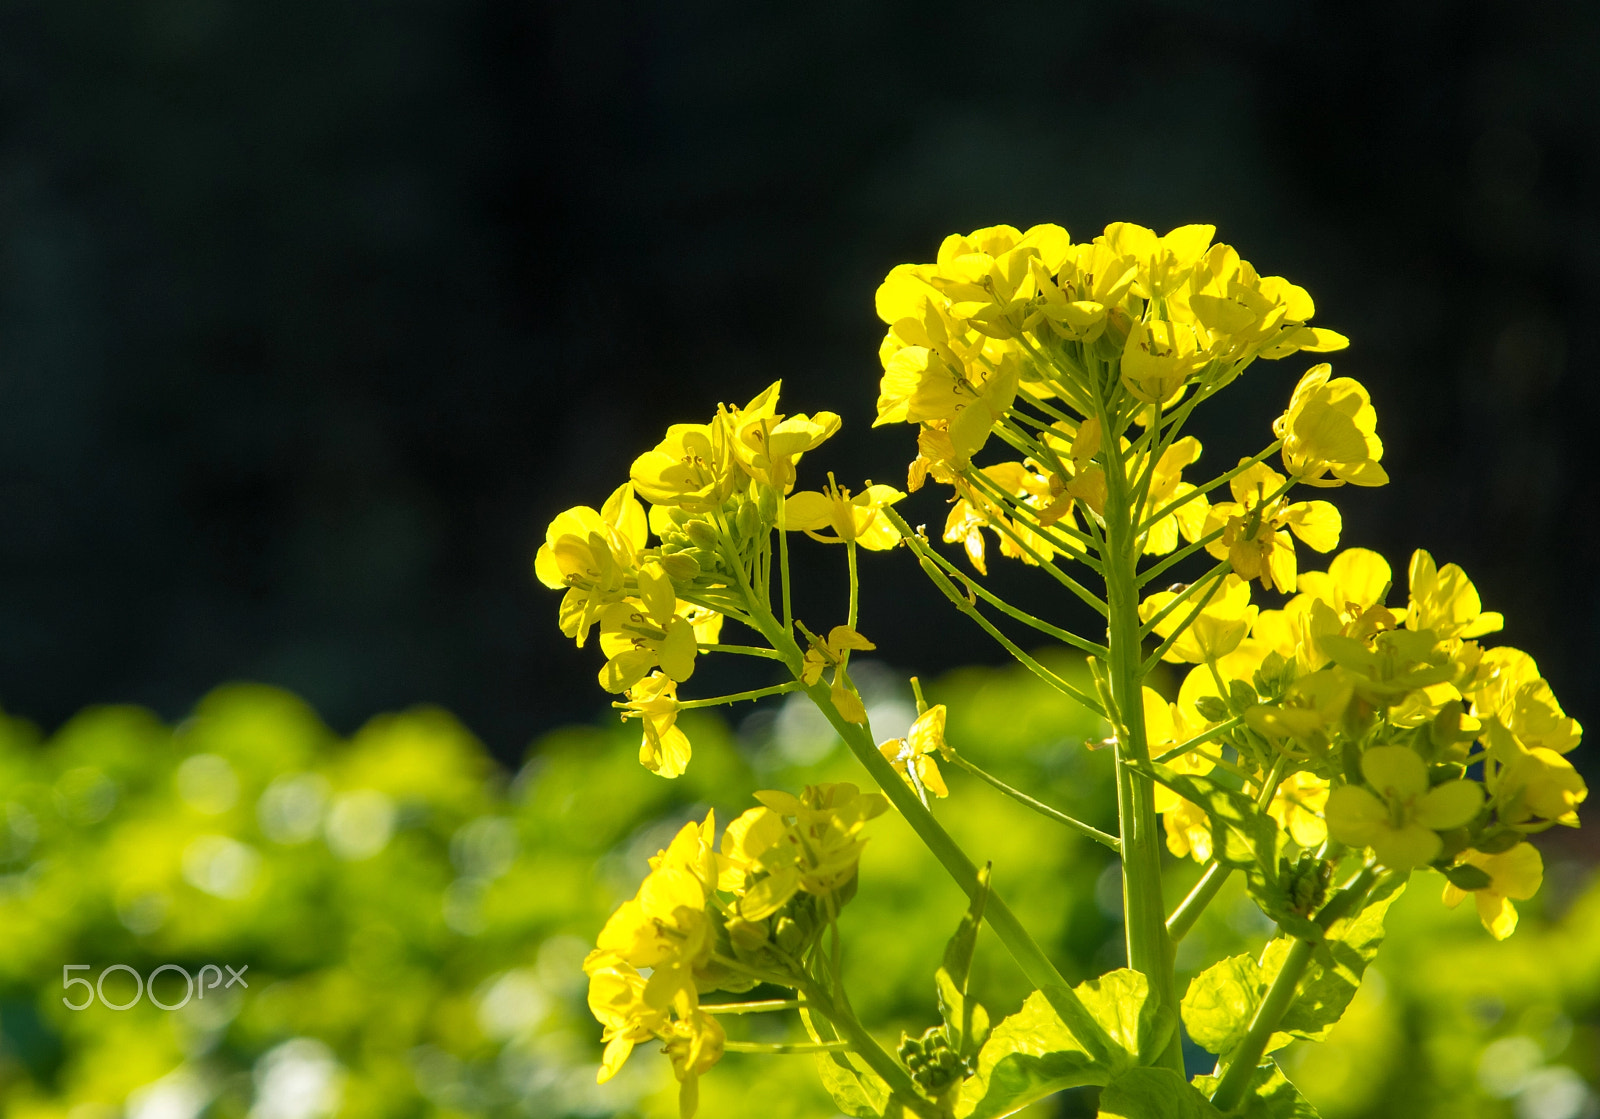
[583, 784, 886, 1116]
[535, 381, 905, 777]
[867, 222, 1380, 587]
[1148, 545, 1583, 939]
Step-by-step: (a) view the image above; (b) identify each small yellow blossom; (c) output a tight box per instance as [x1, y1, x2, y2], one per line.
[1121, 319, 1205, 405]
[1275, 364, 1388, 488]
[535, 483, 649, 645]
[1404, 550, 1504, 640]
[785, 478, 905, 550]
[1202, 461, 1341, 592]
[879, 705, 951, 799]
[723, 784, 888, 920]
[620, 672, 691, 778]
[1139, 573, 1258, 664]
[1135, 436, 1211, 555]
[1265, 771, 1331, 847]
[630, 421, 740, 512]
[597, 600, 700, 693]
[723, 380, 841, 492]
[1442, 843, 1543, 940]
[1325, 746, 1483, 869]
[1492, 746, 1588, 826]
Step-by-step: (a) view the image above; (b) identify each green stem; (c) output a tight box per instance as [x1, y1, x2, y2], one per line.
[1208, 864, 1379, 1111]
[728, 534, 1117, 1066]
[672, 682, 800, 709]
[962, 461, 1104, 571]
[1135, 525, 1226, 589]
[1152, 715, 1245, 764]
[778, 486, 794, 629]
[1141, 571, 1229, 674]
[723, 1039, 850, 1054]
[949, 753, 1122, 852]
[906, 543, 1105, 716]
[797, 978, 934, 1116]
[699, 643, 785, 659]
[1099, 392, 1185, 1075]
[702, 999, 802, 1015]
[1165, 861, 1231, 942]
[1133, 441, 1282, 537]
[887, 511, 1107, 657]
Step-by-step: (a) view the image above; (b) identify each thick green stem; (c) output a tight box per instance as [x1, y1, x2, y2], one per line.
[1100, 407, 1185, 1074]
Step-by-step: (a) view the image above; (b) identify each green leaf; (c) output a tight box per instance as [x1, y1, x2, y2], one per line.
[814, 1051, 890, 1118]
[1146, 764, 1301, 929]
[1075, 968, 1174, 1067]
[1180, 954, 1264, 1056]
[955, 969, 1174, 1119]
[1192, 1063, 1321, 1118]
[1099, 1067, 1222, 1119]
[1268, 873, 1407, 1044]
[956, 988, 1101, 1119]
[1182, 874, 1405, 1066]
[937, 864, 992, 1059]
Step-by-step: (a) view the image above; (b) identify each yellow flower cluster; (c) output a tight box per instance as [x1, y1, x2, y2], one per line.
[583, 784, 886, 1116]
[1145, 546, 1583, 938]
[867, 223, 1391, 587]
[535, 382, 904, 776]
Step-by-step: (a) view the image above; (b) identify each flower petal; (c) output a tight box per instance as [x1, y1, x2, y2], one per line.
[1360, 745, 1429, 800]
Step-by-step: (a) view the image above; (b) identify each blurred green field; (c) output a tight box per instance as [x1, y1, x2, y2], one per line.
[0, 660, 1595, 1118]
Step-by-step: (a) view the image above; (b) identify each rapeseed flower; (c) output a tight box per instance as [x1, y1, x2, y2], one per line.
[1442, 843, 1543, 939]
[1324, 746, 1483, 869]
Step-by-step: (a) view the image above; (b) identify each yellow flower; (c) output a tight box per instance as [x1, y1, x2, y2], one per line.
[630, 421, 739, 512]
[1121, 318, 1206, 405]
[724, 380, 841, 492]
[1103, 221, 1216, 300]
[1274, 364, 1388, 487]
[1404, 550, 1504, 640]
[1143, 687, 1218, 862]
[1244, 669, 1353, 747]
[597, 599, 700, 693]
[1135, 436, 1210, 556]
[1139, 573, 1258, 664]
[664, 1009, 726, 1119]
[926, 224, 1071, 340]
[1442, 843, 1543, 940]
[723, 784, 888, 921]
[1202, 460, 1341, 593]
[1467, 648, 1584, 758]
[620, 672, 691, 778]
[1324, 746, 1483, 869]
[1492, 746, 1587, 826]
[1265, 771, 1331, 847]
[1162, 797, 1214, 862]
[1030, 239, 1137, 342]
[879, 704, 951, 800]
[800, 625, 875, 686]
[586, 964, 663, 1083]
[785, 478, 905, 551]
[534, 483, 649, 645]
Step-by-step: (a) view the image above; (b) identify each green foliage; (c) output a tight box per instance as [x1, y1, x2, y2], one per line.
[0, 666, 1595, 1117]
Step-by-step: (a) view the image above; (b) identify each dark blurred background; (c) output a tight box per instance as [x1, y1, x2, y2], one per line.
[0, 1, 1595, 768]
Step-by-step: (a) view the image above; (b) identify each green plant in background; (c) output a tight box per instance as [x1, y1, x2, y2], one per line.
[535, 221, 1587, 1117]
[0, 667, 1595, 1118]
